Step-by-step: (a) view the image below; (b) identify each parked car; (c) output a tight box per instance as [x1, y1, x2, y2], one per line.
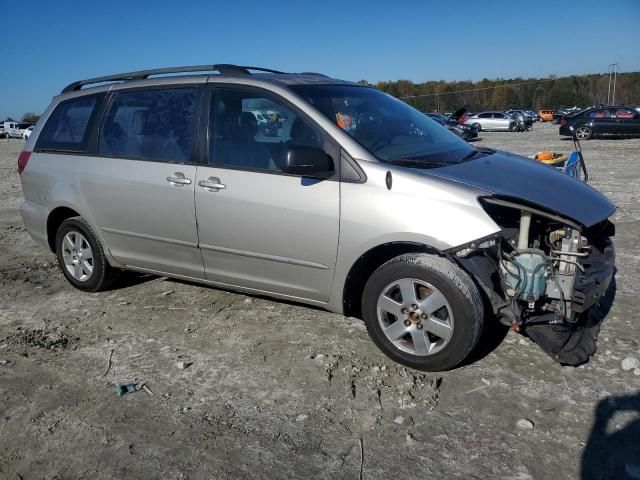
[426, 113, 478, 141]
[23, 126, 34, 140]
[560, 106, 640, 140]
[552, 110, 565, 124]
[465, 112, 516, 131]
[506, 110, 534, 128]
[538, 109, 554, 122]
[525, 110, 540, 122]
[553, 106, 582, 124]
[505, 110, 533, 130]
[3, 121, 32, 138]
[448, 107, 469, 125]
[18, 64, 615, 370]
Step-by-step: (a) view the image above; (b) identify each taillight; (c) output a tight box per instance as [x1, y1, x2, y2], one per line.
[560, 118, 567, 126]
[17, 151, 31, 175]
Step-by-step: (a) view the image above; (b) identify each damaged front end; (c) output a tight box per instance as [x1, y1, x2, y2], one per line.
[450, 197, 615, 365]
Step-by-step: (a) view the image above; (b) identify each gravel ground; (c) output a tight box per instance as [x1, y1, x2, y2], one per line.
[0, 123, 639, 480]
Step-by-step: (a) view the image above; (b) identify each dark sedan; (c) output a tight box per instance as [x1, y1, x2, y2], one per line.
[560, 106, 640, 140]
[426, 113, 478, 141]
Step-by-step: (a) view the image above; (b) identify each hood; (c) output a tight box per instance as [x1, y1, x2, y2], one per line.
[423, 150, 616, 228]
[449, 107, 467, 121]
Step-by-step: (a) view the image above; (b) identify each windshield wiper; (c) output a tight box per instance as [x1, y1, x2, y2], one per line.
[386, 159, 451, 168]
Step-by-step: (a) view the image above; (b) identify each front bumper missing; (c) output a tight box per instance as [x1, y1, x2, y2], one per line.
[571, 239, 615, 314]
[454, 235, 616, 366]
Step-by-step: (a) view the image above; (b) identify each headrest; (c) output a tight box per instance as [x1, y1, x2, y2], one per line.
[132, 110, 148, 135]
[289, 117, 317, 144]
[238, 112, 258, 138]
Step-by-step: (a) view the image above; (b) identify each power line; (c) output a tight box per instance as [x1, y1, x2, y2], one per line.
[399, 77, 559, 99]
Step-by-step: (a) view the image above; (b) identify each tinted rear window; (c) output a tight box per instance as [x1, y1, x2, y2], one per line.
[98, 88, 198, 163]
[36, 95, 99, 152]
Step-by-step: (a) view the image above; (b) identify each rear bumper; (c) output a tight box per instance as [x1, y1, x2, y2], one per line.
[559, 125, 572, 136]
[571, 239, 615, 314]
[20, 200, 49, 250]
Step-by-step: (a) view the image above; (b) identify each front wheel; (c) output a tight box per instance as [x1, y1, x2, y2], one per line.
[575, 126, 592, 140]
[362, 253, 484, 371]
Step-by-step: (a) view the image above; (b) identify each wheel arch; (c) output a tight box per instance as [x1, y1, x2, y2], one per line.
[341, 241, 445, 319]
[46, 206, 82, 252]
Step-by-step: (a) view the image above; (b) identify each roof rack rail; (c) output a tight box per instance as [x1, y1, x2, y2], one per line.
[300, 72, 330, 77]
[61, 64, 286, 93]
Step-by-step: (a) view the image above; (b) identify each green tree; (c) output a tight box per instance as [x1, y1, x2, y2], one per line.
[22, 112, 40, 124]
[373, 71, 640, 110]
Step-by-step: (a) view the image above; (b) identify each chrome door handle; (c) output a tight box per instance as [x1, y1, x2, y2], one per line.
[198, 177, 226, 191]
[166, 173, 192, 186]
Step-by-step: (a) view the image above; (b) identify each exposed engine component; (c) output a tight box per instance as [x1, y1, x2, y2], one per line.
[454, 198, 614, 365]
[499, 248, 548, 303]
[497, 218, 590, 324]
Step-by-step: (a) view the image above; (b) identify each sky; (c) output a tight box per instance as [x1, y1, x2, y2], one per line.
[1, 0, 639, 120]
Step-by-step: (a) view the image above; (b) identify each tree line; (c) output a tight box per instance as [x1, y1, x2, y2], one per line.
[5, 71, 640, 121]
[2, 113, 41, 124]
[364, 71, 640, 113]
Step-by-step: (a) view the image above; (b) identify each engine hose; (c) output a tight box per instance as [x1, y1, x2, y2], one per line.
[497, 241, 526, 300]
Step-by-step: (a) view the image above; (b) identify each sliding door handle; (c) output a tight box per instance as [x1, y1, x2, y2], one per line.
[166, 172, 192, 186]
[198, 177, 226, 191]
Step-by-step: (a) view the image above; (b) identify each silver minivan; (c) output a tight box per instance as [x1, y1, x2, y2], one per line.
[19, 65, 615, 370]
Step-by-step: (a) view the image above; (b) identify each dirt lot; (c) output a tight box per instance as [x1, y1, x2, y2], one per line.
[1, 123, 639, 480]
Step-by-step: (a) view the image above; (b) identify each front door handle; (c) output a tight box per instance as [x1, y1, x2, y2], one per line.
[198, 177, 226, 191]
[166, 172, 192, 186]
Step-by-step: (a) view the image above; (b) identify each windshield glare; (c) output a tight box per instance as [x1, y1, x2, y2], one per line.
[290, 85, 475, 167]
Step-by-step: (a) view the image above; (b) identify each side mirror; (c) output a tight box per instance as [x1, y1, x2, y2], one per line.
[283, 145, 334, 178]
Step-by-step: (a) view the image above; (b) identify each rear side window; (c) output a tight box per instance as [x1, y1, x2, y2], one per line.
[613, 108, 637, 119]
[36, 95, 99, 151]
[99, 88, 198, 163]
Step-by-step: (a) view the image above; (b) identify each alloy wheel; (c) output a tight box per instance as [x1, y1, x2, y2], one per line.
[376, 278, 454, 356]
[575, 127, 591, 139]
[61, 230, 94, 281]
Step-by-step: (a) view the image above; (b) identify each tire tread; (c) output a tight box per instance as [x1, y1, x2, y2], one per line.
[362, 253, 484, 370]
[55, 216, 119, 292]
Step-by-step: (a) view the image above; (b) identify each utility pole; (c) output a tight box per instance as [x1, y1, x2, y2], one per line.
[607, 63, 619, 105]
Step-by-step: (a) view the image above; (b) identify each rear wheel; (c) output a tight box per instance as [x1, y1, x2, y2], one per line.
[362, 253, 484, 371]
[55, 217, 119, 292]
[575, 126, 592, 140]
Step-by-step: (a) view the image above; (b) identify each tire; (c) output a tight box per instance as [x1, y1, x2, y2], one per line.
[362, 253, 484, 371]
[55, 217, 119, 292]
[472, 123, 481, 132]
[575, 126, 592, 140]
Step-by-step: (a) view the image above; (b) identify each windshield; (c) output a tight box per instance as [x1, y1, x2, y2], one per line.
[290, 85, 475, 167]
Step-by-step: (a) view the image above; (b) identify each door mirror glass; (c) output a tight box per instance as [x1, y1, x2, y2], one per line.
[283, 145, 334, 178]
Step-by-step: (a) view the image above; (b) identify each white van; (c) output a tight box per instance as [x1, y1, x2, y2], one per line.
[3, 122, 32, 138]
